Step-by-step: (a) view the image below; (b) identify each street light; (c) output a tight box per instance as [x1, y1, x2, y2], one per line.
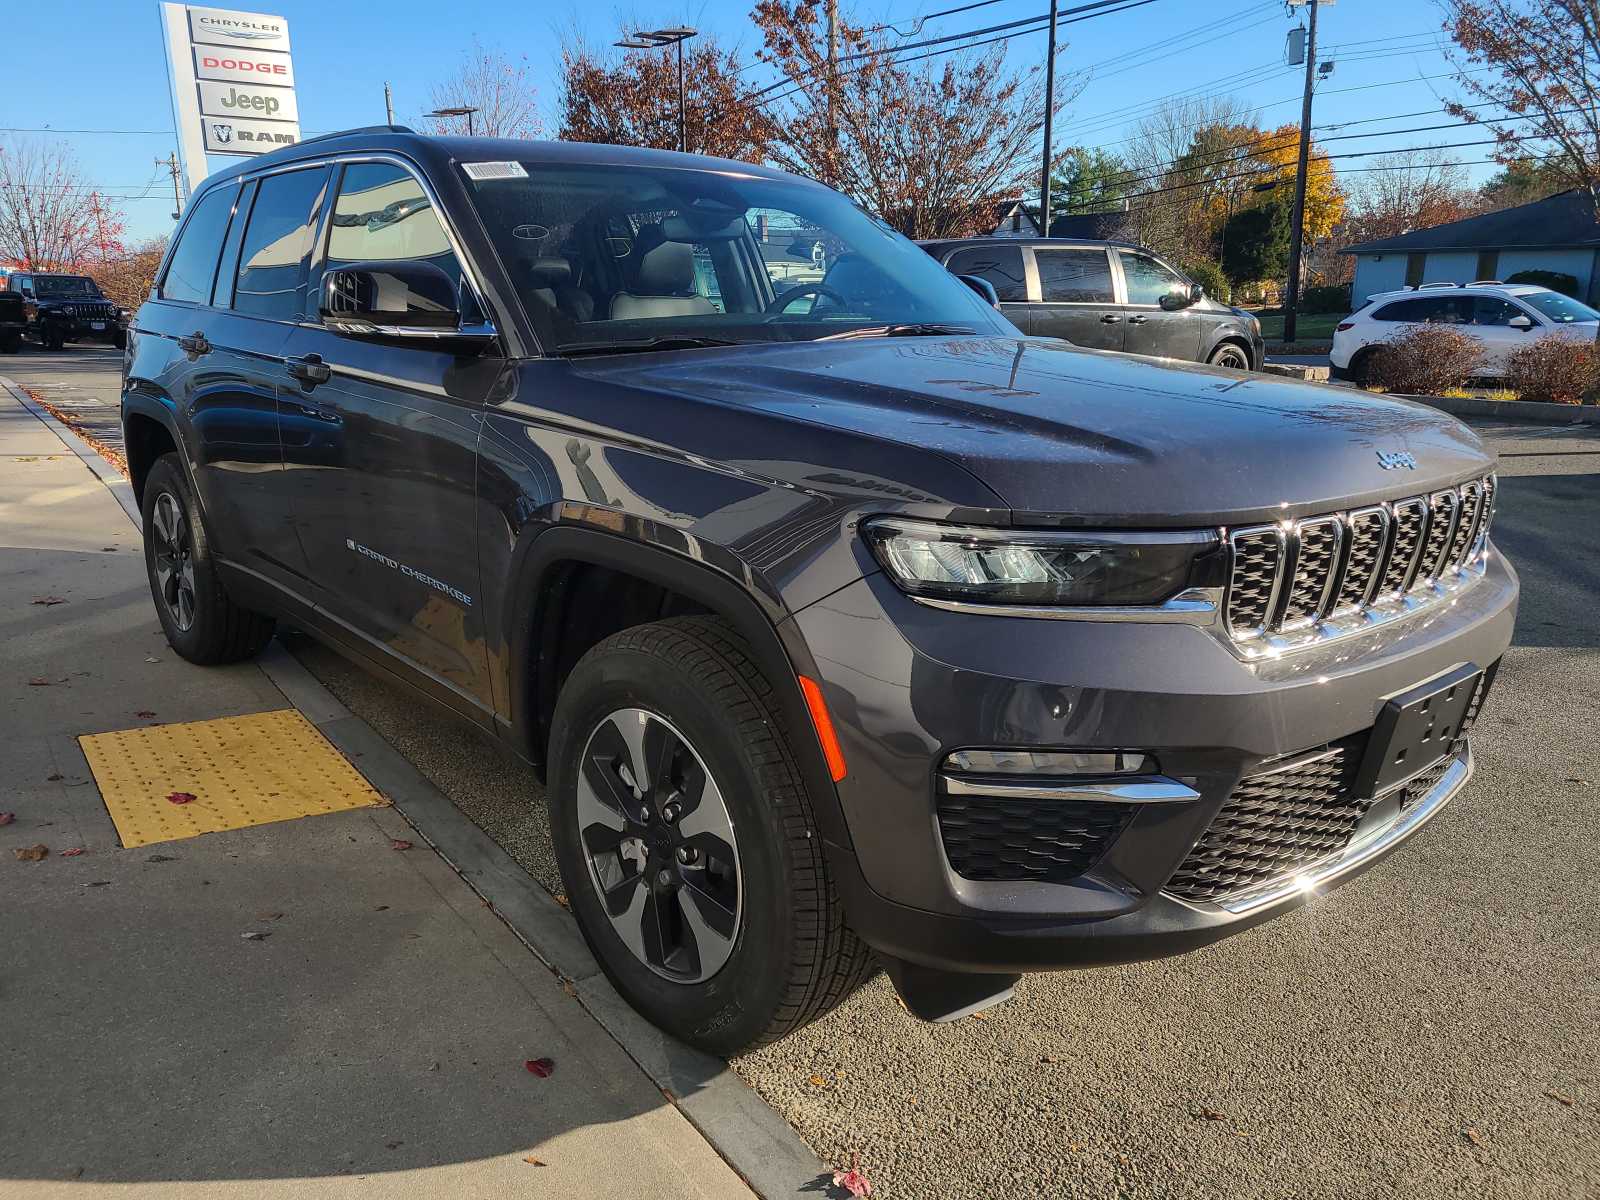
[615, 26, 697, 153]
[427, 105, 481, 137]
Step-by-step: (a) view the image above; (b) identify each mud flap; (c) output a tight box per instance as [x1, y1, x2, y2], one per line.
[880, 956, 1020, 1023]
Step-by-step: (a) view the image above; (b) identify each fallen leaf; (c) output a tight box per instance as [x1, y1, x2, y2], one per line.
[0, 813, 13, 826]
[45, 773, 62, 781]
[28, 677, 51, 686]
[1040, 1054, 1057, 1064]
[832, 1152, 873, 1198]
[390, 839, 413, 851]
[522, 1156, 547, 1167]
[102, 547, 118, 552]
[167, 792, 196, 805]
[14, 844, 48, 861]
[145, 656, 161, 663]
[60, 847, 84, 857]
[86, 880, 111, 887]
[1195, 1107, 1229, 1122]
[385, 1140, 403, 1150]
[1463, 1127, 1486, 1148]
[136, 710, 157, 719]
[31, 596, 67, 606]
[374, 904, 390, 911]
[405, 932, 421, 939]
[525, 1057, 555, 1078]
[561, 978, 579, 998]
[241, 931, 270, 941]
[968, 1010, 988, 1020]
[428, 1061, 440, 1071]
[1546, 1090, 1575, 1107]
[908, 1095, 918, 1106]
[809, 1075, 827, 1087]
[256, 911, 284, 921]
[553, 893, 570, 908]
[146, 853, 177, 863]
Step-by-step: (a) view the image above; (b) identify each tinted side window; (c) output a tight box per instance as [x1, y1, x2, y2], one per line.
[1117, 250, 1187, 306]
[1035, 248, 1114, 303]
[1373, 298, 1445, 323]
[1472, 297, 1523, 326]
[233, 167, 329, 321]
[945, 245, 1027, 302]
[324, 163, 460, 300]
[159, 185, 235, 304]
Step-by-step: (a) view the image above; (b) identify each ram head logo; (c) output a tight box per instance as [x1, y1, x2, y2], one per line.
[211, 123, 234, 145]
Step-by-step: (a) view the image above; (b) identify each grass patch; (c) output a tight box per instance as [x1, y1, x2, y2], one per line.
[1251, 310, 1342, 342]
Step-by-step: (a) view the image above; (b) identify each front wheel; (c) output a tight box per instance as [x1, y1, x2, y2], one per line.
[1207, 341, 1252, 370]
[549, 616, 872, 1054]
[141, 453, 274, 664]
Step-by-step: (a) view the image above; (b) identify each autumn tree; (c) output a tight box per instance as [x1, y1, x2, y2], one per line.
[1479, 157, 1569, 207]
[753, 0, 1074, 239]
[0, 136, 109, 270]
[1120, 96, 1258, 260]
[1444, 0, 1600, 209]
[425, 41, 542, 138]
[93, 237, 168, 311]
[558, 35, 777, 161]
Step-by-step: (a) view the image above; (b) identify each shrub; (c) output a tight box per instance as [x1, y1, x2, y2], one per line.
[1300, 283, 1352, 313]
[1504, 269, 1580, 298]
[1367, 324, 1485, 395]
[1182, 259, 1230, 304]
[1504, 334, 1600, 404]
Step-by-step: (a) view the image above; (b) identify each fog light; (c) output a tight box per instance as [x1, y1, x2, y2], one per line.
[942, 749, 1151, 775]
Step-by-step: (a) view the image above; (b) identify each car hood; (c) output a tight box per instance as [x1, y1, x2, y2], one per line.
[576, 335, 1494, 526]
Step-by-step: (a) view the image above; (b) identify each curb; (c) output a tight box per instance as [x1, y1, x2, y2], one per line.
[1400, 392, 1600, 425]
[4, 371, 830, 1200]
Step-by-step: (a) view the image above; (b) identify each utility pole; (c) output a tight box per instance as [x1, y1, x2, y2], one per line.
[157, 153, 183, 220]
[384, 81, 395, 125]
[826, 0, 839, 187]
[1040, 0, 1059, 238]
[1282, 0, 1320, 345]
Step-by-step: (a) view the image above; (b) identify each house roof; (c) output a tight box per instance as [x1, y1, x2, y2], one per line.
[1340, 188, 1600, 254]
[990, 197, 1041, 226]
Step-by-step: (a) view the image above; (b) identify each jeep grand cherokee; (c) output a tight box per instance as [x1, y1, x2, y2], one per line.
[122, 128, 1516, 1053]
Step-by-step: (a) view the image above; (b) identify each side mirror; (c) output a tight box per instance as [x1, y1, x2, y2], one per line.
[1509, 314, 1534, 330]
[957, 274, 1001, 307]
[321, 259, 495, 350]
[1159, 284, 1200, 311]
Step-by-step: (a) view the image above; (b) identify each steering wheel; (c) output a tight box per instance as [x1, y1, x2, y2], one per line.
[766, 282, 848, 315]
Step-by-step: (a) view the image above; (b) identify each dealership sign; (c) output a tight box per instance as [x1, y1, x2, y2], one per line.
[160, 4, 299, 195]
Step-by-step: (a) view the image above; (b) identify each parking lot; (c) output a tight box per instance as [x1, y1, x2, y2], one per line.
[6, 347, 1598, 1198]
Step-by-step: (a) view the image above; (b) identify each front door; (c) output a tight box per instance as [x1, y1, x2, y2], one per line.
[1466, 294, 1537, 375]
[281, 159, 497, 713]
[1028, 245, 1124, 350]
[1115, 249, 1203, 362]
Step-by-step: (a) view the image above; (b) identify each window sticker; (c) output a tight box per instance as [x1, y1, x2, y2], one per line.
[461, 161, 528, 181]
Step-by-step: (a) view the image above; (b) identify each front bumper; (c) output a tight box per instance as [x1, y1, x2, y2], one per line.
[792, 548, 1517, 974]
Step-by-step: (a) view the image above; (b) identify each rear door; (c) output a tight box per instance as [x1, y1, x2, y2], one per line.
[1115, 249, 1202, 362]
[1028, 245, 1123, 349]
[279, 158, 496, 712]
[942, 243, 1032, 333]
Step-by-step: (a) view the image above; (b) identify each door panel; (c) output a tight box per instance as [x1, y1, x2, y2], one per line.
[1028, 246, 1123, 350]
[1116, 250, 1202, 361]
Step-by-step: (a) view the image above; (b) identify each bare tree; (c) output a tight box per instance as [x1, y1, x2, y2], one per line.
[1119, 95, 1259, 259]
[753, 0, 1079, 239]
[0, 136, 104, 270]
[425, 40, 543, 138]
[1444, 0, 1600, 208]
[1344, 147, 1477, 243]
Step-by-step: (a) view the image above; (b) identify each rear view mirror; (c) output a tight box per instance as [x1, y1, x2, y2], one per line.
[957, 274, 1000, 307]
[321, 259, 495, 349]
[1509, 314, 1534, 330]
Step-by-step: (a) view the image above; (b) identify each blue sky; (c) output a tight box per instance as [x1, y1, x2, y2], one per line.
[1, 0, 1494, 243]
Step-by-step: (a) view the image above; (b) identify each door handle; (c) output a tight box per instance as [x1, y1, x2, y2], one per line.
[1127, 315, 1149, 325]
[177, 331, 210, 355]
[285, 353, 332, 385]
[1100, 314, 1122, 324]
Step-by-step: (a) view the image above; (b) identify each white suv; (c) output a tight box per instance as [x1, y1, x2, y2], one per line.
[1330, 282, 1600, 384]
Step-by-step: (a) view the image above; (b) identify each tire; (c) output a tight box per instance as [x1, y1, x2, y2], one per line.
[141, 453, 274, 664]
[112, 329, 127, 350]
[1207, 341, 1252, 371]
[42, 326, 64, 351]
[1348, 347, 1379, 387]
[549, 616, 872, 1055]
[0, 334, 18, 354]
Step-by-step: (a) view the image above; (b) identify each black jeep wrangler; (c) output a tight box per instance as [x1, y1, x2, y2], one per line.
[0, 287, 23, 353]
[5, 272, 126, 350]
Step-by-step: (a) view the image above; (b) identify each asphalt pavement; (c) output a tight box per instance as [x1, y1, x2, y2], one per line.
[9, 344, 1598, 1199]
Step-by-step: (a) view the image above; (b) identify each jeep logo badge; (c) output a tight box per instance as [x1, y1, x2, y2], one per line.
[1377, 450, 1418, 471]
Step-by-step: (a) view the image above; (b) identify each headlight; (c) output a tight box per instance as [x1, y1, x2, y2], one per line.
[863, 518, 1223, 607]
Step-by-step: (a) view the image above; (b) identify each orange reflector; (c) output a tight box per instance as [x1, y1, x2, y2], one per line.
[798, 675, 847, 782]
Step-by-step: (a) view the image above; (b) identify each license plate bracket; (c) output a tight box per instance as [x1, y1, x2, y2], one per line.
[1354, 663, 1481, 799]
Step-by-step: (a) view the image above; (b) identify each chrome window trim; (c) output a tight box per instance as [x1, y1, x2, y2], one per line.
[908, 586, 1220, 623]
[941, 776, 1200, 804]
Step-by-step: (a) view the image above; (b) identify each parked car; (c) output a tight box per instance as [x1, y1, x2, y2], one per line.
[918, 236, 1264, 369]
[1331, 281, 1600, 384]
[0, 287, 24, 353]
[3, 271, 126, 350]
[124, 128, 1515, 1053]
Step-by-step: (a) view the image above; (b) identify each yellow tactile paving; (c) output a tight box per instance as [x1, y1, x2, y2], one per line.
[79, 709, 384, 848]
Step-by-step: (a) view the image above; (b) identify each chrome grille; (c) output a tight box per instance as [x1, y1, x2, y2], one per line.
[1223, 475, 1496, 648]
[1279, 517, 1340, 626]
[1335, 508, 1388, 611]
[1225, 529, 1282, 636]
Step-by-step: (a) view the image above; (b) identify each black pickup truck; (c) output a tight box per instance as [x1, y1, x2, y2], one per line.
[4, 272, 126, 350]
[0, 288, 23, 353]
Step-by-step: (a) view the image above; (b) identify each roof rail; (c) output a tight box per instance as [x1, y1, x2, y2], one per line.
[1415, 281, 1460, 290]
[1467, 279, 1503, 286]
[290, 124, 414, 149]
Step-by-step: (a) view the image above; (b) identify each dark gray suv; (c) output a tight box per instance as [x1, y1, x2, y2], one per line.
[921, 236, 1264, 369]
[123, 128, 1514, 1053]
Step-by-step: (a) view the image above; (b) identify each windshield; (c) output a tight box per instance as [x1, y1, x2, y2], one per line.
[33, 276, 102, 299]
[1520, 290, 1600, 324]
[462, 161, 1009, 354]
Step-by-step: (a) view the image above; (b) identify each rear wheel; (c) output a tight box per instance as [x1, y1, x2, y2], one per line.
[1348, 347, 1379, 387]
[141, 453, 274, 664]
[41, 325, 65, 351]
[549, 616, 872, 1054]
[1207, 341, 1251, 370]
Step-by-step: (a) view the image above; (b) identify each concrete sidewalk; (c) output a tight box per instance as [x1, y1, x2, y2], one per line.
[0, 386, 753, 1196]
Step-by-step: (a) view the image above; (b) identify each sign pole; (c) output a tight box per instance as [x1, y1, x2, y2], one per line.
[159, 3, 208, 201]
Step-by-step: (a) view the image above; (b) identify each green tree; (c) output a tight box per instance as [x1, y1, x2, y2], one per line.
[1050, 147, 1131, 220]
[1221, 193, 1290, 286]
[1479, 158, 1570, 209]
